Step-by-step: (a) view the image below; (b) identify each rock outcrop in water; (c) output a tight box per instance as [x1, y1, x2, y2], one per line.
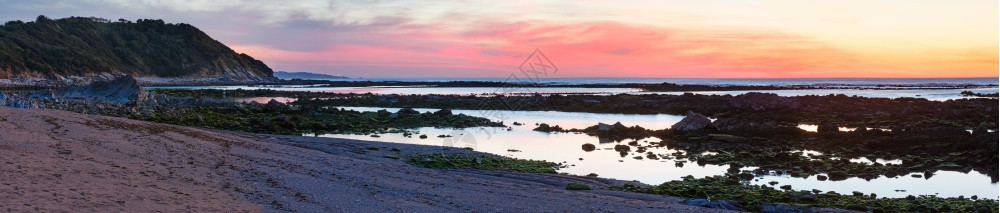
[817, 121, 839, 134]
[730, 92, 799, 111]
[671, 111, 713, 131]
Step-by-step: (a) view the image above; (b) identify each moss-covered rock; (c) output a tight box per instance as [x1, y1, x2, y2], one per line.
[566, 182, 591, 190]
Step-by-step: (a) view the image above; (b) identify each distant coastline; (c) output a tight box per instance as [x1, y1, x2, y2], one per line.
[273, 71, 349, 80]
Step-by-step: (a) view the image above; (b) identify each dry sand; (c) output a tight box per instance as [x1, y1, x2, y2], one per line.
[0, 107, 742, 212]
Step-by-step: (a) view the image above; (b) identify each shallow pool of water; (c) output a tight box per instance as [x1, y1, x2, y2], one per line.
[753, 170, 995, 199]
[338, 106, 684, 130]
[319, 107, 999, 199]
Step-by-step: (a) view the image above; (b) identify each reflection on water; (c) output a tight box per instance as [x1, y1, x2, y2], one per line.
[797, 124, 867, 132]
[849, 157, 903, 165]
[753, 171, 996, 199]
[320, 107, 998, 199]
[338, 106, 684, 130]
[321, 126, 730, 186]
[230, 97, 297, 104]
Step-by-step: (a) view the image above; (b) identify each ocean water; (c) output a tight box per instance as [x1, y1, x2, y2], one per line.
[148, 77, 999, 101]
[151, 85, 997, 101]
[339, 77, 999, 87]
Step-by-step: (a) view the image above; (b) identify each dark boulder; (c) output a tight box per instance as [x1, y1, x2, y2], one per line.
[433, 108, 453, 116]
[581, 143, 596, 152]
[613, 144, 631, 152]
[396, 108, 420, 117]
[972, 127, 988, 136]
[597, 122, 612, 131]
[533, 123, 564, 132]
[817, 121, 839, 133]
[265, 99, 287, 111]
[377, 109, 391, 117]
[671, 111, 713, 131]
[828, 171, 848, 181]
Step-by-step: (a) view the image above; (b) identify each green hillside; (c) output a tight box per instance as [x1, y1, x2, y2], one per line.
[0, 15, 273, 82]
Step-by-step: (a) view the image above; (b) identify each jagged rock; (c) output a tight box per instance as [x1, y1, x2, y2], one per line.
[377, 109, 391, 117]
[264, 99, 289, 112]
[817, 121, 839, 133]
[433, 108, 453, 116]
[247, 101, 264, 112]
[57, 75, 148, 103]
[828, 171, 848, 181]
[730, 92, 799, 111]
[671, 111, 713, 131]
[396, 108, 420, 117]
[266, 99, 283, 108]
[597, 122, 612, 131]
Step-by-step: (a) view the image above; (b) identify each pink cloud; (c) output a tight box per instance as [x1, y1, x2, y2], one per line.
[236, 19, 987, 78]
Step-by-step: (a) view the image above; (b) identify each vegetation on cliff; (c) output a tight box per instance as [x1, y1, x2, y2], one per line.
[0, 16, 273, 81]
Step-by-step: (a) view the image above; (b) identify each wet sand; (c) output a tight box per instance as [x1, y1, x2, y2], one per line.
[0, 107, 743, 212]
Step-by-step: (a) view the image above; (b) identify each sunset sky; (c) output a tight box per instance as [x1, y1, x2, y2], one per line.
[1, 0, 997, 78]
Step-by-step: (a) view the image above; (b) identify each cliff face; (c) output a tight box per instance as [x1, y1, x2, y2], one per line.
[0, 16, 275, 85]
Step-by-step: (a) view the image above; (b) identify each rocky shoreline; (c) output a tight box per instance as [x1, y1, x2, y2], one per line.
[3, 76, 997, 212]
[0, 76, 502, 135]
[0, 106, 754, 212]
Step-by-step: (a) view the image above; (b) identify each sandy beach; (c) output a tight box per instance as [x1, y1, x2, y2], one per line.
[0, 107, 745, 212]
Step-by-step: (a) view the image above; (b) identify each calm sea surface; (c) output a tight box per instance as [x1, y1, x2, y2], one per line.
[148, 78, 999, 101]
[318, 77, 999, 87]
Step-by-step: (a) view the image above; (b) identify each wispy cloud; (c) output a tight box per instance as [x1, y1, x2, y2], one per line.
[0, 0, 995, 77]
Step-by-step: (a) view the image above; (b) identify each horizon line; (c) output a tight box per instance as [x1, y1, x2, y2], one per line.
[345, 76, 1000, 79]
